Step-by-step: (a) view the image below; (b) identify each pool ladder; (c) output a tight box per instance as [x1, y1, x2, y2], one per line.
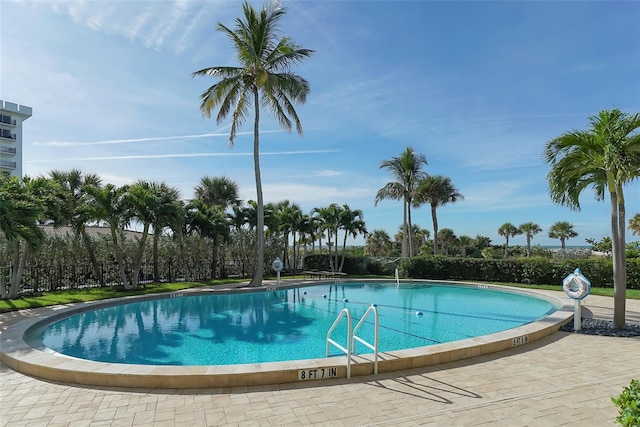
[326, 305, 379, 379]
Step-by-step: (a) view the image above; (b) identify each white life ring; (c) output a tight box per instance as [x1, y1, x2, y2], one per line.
[271, 257, 283, 272]
[562, 269, 591, 300]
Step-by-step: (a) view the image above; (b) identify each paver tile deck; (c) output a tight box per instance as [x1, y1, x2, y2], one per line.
[1, 290, 639, 426]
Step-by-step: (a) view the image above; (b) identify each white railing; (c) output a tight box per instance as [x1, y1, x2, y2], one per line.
[353, 304, 379, 374]
[327, 305, 382, 378]
[326, 308, 352, 378]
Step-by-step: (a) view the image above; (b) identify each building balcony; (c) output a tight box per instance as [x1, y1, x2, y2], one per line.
[0, 146, 17, 156]
[0, 132, 16, 141]
[0, 160, 16, 170]
[0, 115, 16, 127]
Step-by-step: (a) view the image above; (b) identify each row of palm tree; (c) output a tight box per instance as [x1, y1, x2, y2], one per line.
[497, 221, 579, 258]
[375, 147, 464, 258]
[373, 109, 638, 332]
[365, 226, 491, 259]
[0, 170, 368, 297]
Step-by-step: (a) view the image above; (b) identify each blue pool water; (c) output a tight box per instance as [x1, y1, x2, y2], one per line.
[37, 282, 556, 366]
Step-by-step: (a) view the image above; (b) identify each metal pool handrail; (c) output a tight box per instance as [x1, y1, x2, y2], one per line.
[326, 308, 352, 378]
[353, 304, 379, 375]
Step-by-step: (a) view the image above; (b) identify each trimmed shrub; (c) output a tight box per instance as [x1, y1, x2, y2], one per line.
[398, 256, 640, 289]
[304, 254, 640, 289]
[612, 378, 640, 426]
[302, 254, 369, 275]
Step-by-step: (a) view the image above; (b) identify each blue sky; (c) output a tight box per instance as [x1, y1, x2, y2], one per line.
[2, 0, 639, 247]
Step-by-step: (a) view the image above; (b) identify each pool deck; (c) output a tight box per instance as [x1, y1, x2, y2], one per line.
[1, 283, 639, 426]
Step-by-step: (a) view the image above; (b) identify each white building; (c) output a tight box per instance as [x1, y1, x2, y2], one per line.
[0, 99, 32, 178]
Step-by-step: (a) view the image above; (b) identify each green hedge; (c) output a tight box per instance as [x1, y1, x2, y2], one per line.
[301, 254, 640, 289]
[303, 254, 396, 276]
[399, 256, 640, 289]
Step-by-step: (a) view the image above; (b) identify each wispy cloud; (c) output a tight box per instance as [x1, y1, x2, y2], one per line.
[45, 0, 220, 54]
[32, 129, 291, 147]
[262, 182, 373, 207]
[311, 169, 343, 177]
[27, 150, 341, 163]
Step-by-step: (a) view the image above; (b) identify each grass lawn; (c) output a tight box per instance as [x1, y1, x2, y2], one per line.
[0, 277, 638, 312]
[0, 279, 247, 312]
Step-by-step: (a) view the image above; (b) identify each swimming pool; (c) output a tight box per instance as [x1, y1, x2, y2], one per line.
[2, 280, 572, 388]
[37, 282, 557, 366]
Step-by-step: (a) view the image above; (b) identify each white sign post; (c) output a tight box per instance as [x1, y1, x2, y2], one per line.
[272, 257, 283, 287]
[562, 268, 591, 331]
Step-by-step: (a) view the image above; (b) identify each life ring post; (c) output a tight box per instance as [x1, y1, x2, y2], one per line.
[272, 257, 284, 287]
[574, 300, 582, 331]
[562, 268, 591, 331]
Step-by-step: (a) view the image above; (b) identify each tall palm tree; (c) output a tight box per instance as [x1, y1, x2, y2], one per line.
[48, 169, 104, 284]
[312, 204, 342, 271]
[194, 176, 240, 279]
[194, 176, 240, 208]
[275, 200, 302, 270]
[192, 2, 313, 286]
[548, 221, 578, 250]
[296, 213, 313, 264]
[414, 175, 463, 256]
[228, 205, 251, 277]
[375, 147, 427, 257]
[437, 228, 457, 256]
[365, 229, 392, 257]
[122, 180, 161, 289]
[338, 204, 367, 272]
[519, 222, 542, 257]
[497, 222, 520, 258]
[0, 175, 46, 298]
[167, 199, 188, 281]
[185, 199, 230, 280]
[458, 235, 474, 257]
[149, 182, 181, 283]
[630, 213, 640, 236]
[411, 225, 430, 255]
[544, 109, 640, 328]
[84, 183, 131, 288]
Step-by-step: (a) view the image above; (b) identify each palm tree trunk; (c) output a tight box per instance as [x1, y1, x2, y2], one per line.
[526, 237, 532, 257]
[334, 228, 340, 271]
[131, 223, 150, 289]
[211, 235, 219, 279]
[402, 200, 408, 257]
[80, 228, 103, 286]
[239, 228, 247, 277]
[177, 231, 190, 281]
[0, 272, 5, 299]
[250, 89, 264, 287]
[9, 240, 27, 299]
[504, 236, 509, 258]
[153, 232, 160, 283]
[110, 224, 129, 289]
[283, 231, 290, 269]
[292, 232, 297, 271]
[407, 198, 414, 257]
[339, 231, 348, 272]
[431, 204, 439, 256]
[611, 183, 626, 329]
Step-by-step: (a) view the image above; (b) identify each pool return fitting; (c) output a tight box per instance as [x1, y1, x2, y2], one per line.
[562, 268, 591, 331]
